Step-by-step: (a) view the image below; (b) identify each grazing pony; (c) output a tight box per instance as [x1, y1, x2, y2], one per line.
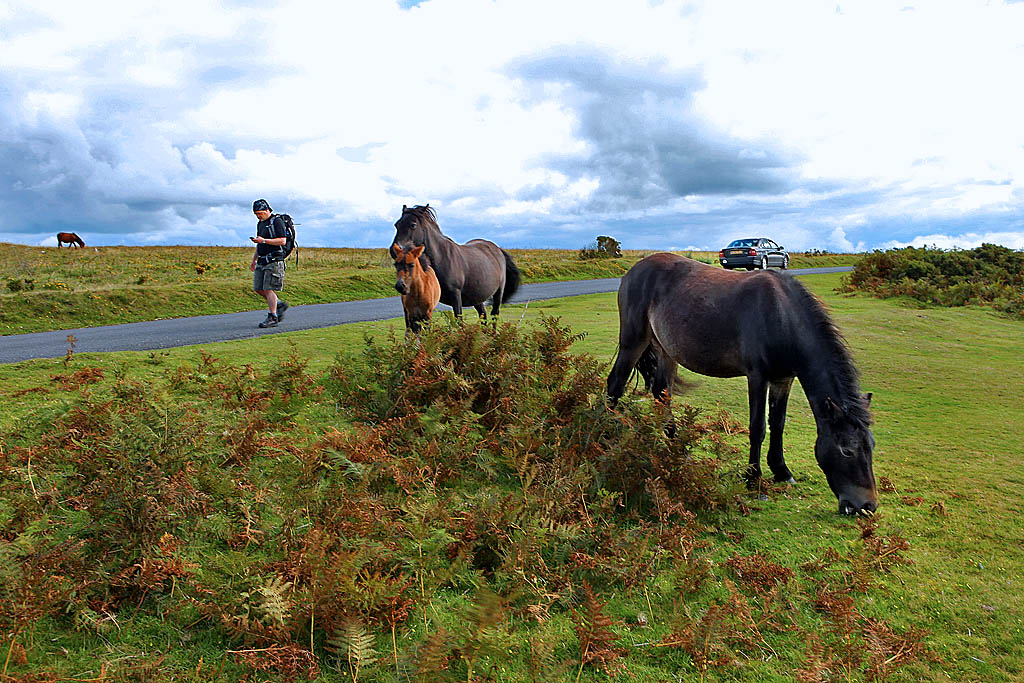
[607, 253, 878, 516]
[392, 243, 441, 334]
[57, 232, 85, 248]
[391, 205, 520, 319]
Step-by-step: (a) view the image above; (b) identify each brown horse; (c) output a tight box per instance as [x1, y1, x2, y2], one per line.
[606, 253, 878, 516]
[56, 232, 85, 248]
[391, 205, 520, 319]
[393, 243, 441, 334]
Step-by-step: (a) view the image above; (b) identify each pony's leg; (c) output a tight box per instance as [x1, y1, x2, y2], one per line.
[450, 290, 464, 318]
[490, 286, 502, 318]
[474, 303, 487, 320]
[606, 323, 652, 405]
[745, 373, 769, 488]
[649, 340, 677, 403]
[767, 378, 796, 483]
[650, 341, 679, 437]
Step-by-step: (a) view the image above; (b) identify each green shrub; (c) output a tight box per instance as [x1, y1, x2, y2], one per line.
[843, 244, 1024, 318]
[579, 235, 622, 260]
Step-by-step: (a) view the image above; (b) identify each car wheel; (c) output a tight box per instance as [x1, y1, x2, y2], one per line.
[781, 255, 789, 270]
[760, 256, 769, 270]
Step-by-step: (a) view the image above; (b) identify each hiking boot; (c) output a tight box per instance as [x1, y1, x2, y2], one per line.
[258, 312, 278, 328]
[275, 300, 289, 322]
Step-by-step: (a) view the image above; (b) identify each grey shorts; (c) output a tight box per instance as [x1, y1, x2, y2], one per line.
[253, 261, 285, 291]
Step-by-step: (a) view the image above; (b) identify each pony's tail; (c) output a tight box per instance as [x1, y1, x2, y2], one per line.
[501, 249, 521, 303]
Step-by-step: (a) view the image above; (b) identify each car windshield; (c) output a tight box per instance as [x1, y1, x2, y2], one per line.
[727, 239, 758, 248]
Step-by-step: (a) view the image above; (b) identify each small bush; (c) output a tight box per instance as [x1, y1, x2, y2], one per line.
[579, 236, 622, 260]
[5, 278, 34, 292]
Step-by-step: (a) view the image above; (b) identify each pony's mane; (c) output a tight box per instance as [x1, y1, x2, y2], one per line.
[781, 275, 872, 427]
[403, 204, 438, 228]
[402, 205, 458, 247]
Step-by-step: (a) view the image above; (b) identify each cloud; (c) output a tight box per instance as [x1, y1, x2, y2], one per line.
[882, 231, 1024, 251]
[511, 50, 795, 213]
[1, 0, 1024, 253]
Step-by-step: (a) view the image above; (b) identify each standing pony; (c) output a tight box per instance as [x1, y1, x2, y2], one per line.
[392, 243, 441, 334]
[391, 205, 520, 319]
[57, 232, 85, 248]
[607, 253, 878, 516]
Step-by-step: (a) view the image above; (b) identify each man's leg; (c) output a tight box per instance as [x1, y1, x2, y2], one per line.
[254, 289, 276, 312]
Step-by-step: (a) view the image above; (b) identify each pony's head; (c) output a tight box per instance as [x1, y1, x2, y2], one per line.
[391, 204, 437, 256]
[815, 393, 878, 516]
[392, 243, 425, 295]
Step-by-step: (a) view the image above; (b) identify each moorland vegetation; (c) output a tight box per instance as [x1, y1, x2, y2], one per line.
[1, 315, 939, 681]
[843, 243, 1024, 318]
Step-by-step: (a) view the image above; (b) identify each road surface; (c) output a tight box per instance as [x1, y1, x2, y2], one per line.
[0, 267, 851, 364]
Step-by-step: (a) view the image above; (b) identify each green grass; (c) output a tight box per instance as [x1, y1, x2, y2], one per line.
[3, 272, 1019, 681]
[0, 243, 854, 335]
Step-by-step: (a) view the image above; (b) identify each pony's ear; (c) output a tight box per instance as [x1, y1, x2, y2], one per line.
[402, 204, 407, 213]
[392, 243, 403, 257]
[862, 392, 873, 407]
[824, 396, 844, 421]
[410, 245, 425, 259]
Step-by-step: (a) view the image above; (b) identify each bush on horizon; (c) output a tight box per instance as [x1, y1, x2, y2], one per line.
[843, 243, 1024, 318]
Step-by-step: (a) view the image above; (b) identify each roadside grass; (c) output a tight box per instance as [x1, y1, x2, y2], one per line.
[0, 245, 648, 335]
[2, 273, 1019, 680]
[0, 243, 852, 335]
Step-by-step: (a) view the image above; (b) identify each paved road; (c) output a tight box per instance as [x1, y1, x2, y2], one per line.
[0, 267, 851, 364]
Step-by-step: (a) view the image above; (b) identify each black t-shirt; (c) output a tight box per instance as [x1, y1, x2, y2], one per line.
[256, 215, 287, 257]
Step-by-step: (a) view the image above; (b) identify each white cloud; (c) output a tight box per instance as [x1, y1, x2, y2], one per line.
[882, 231, 1024, 251]
[1, 0, 1023, 250]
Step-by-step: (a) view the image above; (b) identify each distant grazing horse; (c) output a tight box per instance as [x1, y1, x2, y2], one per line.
[391, 205, 520, 319]
[607, 253, 878, 516]
[392, 243, 441, 334]
[57, 232, 85, 248]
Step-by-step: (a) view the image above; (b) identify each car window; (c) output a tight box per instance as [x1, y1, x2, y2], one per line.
[727, 239, 757, 248]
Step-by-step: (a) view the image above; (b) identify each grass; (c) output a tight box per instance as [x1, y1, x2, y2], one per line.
[1, 271, 1021, 680]
[0, 243, 854, 335]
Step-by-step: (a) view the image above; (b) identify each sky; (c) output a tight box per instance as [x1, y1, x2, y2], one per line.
[2, 0, 1023, 252]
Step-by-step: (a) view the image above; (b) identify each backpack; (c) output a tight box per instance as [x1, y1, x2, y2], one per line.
[271, 213, 299, 268]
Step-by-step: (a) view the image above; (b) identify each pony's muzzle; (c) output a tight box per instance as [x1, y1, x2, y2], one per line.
[838, 487, 879, 516]
[395, 281, 408, 294]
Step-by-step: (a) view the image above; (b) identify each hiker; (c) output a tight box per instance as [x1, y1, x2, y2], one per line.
[250, 198, 290, 328]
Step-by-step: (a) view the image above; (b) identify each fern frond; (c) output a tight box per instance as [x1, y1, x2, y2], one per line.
[327, 619, 379, 677]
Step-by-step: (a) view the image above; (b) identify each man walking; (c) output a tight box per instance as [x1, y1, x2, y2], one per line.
[250, 198, 290, 328]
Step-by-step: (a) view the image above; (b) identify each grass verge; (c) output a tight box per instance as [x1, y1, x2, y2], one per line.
[0, 244, 854, 335]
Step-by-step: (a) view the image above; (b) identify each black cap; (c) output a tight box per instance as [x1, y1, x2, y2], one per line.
[252, 199, 272, 212]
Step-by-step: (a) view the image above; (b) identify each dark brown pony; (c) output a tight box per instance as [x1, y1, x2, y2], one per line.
[392, 243, 441, 334]
[56, 232, 85, 248]
[607, 253, 878, 516]
[391, 205, 520, 319]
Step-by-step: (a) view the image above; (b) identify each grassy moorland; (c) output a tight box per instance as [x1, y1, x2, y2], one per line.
[0, 243, 856, 335]
[1, 272, 1021, 681]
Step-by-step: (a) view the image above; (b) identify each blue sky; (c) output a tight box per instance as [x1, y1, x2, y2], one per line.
[2, 0, 1023, 252]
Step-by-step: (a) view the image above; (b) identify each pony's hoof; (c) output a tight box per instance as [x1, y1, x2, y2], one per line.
[779, 476, 796, 485]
